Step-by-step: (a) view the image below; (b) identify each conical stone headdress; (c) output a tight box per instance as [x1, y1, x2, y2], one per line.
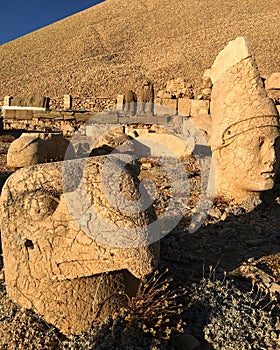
[208, 37, 279, 151]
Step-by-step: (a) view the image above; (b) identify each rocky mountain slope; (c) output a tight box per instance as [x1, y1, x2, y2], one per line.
[0, 0, 280, 99]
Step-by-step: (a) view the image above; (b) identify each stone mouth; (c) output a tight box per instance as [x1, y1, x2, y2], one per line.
[261, 172, 275, 180]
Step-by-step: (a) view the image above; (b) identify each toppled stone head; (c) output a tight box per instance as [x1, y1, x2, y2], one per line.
[209, 37, 280, 203]
[1, 155, 159, 334]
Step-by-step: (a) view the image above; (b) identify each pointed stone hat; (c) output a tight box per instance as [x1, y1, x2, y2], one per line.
[209, 36, 280, 151]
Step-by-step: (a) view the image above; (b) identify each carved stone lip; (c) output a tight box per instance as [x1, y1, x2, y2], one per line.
[261, 171, 275, 179]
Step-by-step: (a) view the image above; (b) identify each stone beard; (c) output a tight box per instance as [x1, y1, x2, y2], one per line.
[212, 125, 280, 203]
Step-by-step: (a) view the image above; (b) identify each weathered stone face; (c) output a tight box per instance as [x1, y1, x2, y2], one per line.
[1, 156, 159, 334]
[213, 126, 280, 201]
[209, 37, 280, 203]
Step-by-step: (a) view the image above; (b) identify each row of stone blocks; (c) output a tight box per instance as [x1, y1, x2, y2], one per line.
[117, 96, 210, 117]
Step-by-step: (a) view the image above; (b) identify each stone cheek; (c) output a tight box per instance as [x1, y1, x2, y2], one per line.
[1, 156, 159, 334]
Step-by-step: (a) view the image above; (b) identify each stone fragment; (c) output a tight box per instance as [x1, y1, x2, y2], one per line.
[202, 69, 213, 89]
[209, 37, 280, 203]
[7, 132, 75, 167]
[265, 73, 280, 90]
[1, 156, 160, 334]
[276, 105, 280, 116]
[190, 100, 209, 116]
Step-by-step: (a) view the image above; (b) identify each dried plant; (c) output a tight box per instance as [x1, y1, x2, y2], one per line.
[118, 269, 186, 339]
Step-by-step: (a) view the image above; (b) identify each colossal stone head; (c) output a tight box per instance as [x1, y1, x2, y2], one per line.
[209, 37, 280, 203]
[1, 155, 160, 334]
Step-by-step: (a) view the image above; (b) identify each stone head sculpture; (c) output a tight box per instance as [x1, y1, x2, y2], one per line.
[209, 37, 280, 203]
[1, 155, 159, 334]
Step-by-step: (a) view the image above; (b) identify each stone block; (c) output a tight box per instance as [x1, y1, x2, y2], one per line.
[3, 109, 16, 119]
[178, 98, 191, 116]
[116, 94, 124, 111]
[75, 113, 90, 122]
[64, 94, 72, 110]
[190, 100, 209, 116]
[154, 98, 178, 116]
[265, 73, 280, 90]
[15, 110, 33, 120]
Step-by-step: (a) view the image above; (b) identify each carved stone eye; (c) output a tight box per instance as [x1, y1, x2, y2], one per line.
[22, 191, 60, 219]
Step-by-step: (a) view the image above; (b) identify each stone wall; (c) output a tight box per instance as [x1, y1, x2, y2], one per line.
[1, 73, 279, 137]
[48, 96, 116, 112]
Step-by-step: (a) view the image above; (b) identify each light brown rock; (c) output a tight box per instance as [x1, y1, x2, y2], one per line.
[154, 98, 178, 115]
[190, 99, 209, 116]
[1, 156, 159, 334]
[178, 97, 191, 116]
[136, 133, 193, 158]
[265, 72, 280, 90]
[7, 132, 75, 167]
[209, 37, 280, 203]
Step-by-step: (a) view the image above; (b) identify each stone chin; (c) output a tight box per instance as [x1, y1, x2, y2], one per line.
[251, 174, 276, 192]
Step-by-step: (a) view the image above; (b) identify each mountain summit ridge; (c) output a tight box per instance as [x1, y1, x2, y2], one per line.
[0, 0, 280, 99]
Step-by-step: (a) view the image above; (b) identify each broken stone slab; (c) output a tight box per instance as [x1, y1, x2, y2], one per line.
[209, 36, 280, 203]
[7, 132, 75, 167]
[1, 156, 159, 334]
[265, 72, 280, 90]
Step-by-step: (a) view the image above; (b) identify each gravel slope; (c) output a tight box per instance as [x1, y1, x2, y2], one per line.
[0, 0, 280, 99]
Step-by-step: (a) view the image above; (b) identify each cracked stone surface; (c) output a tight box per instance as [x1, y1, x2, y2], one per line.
[1, 155, 159, 334]
[209, 37, 280, 203]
